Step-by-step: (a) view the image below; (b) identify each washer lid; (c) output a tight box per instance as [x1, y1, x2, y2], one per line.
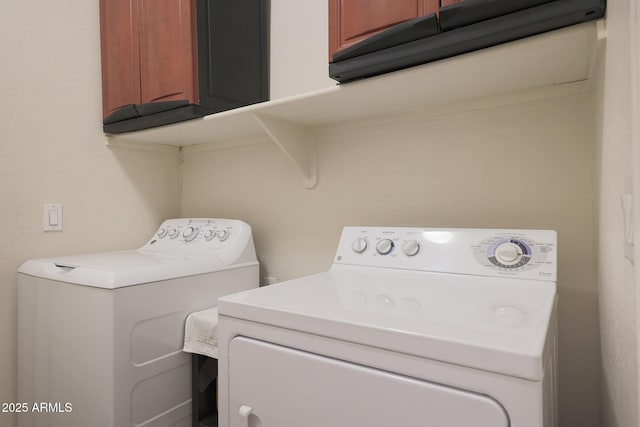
[218, 264, 557, 381]
[17, 250, 231, 289]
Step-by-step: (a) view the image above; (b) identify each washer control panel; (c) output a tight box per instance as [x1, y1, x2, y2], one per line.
[140, 218, 253, 259]
[334, 227, 557, 281]
[152, 219, 234, 245]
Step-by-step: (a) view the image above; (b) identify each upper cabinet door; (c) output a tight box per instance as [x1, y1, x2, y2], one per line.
[99, 0, 141, 118]
[329, 0, 439, 60]
[138, 0, 198, 105]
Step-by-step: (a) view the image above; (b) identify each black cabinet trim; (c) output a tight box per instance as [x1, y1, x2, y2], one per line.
[196, 0, 269, 113]
[103, 104, 209, 134]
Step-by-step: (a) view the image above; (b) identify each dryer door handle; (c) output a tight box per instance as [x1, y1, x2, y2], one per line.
[238, 404, 253, 426]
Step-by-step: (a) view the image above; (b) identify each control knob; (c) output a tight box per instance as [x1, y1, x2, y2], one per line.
[167, 228, 179, 239]
[157, 228, 168, 238]
[376, 239, 394, 255]
[183, 227, 198, 242]
[495, 242, 523, 265]
[203, 229, 216, 241]
[352, 238, 368, 254]
[402, 240, 420, 257]
[217, 230, 230, 241]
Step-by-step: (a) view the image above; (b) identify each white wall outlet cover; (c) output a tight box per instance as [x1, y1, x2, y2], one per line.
[43, 204, 63, 232]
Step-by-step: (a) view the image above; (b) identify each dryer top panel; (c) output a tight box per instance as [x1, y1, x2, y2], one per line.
[18, 218, 258, 288]
[219, 265, 556, 381]
[219, 226, 557, 381]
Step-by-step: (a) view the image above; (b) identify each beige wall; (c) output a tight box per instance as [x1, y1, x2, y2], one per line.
[270, 0, 335, 99]
[0, 2, 181, 426]
[595, 0, 640, 425]
[182, 93, 600, 426]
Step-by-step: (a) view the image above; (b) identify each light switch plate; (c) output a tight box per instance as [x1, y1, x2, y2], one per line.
[43, 203, 63, 232]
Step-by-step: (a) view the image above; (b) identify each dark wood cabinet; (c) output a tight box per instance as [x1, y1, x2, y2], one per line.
[100, 0, 199, 118]
[99, 0, 142, 119]
[329, 0, 440, 60]
[138, 0, 198, 106]
[328, 0, 478, 60]
[100, 0, 268, 134]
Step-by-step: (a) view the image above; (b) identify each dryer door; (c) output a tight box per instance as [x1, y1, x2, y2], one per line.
[228, 337, 509, 427]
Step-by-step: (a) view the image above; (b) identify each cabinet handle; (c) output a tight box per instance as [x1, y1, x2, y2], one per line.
[238, 404, 253, 426]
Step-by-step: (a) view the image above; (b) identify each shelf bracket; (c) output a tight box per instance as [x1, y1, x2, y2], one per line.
[251, 112, 318, 189]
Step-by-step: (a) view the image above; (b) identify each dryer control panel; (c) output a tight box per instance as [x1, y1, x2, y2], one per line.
[334, 227, 557, 282]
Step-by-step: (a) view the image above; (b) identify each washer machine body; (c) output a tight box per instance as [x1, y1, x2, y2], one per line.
[218, 227, 558, 427]
[17, 218, 259, 427]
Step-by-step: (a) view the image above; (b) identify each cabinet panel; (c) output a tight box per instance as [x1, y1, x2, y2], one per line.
[138, 0, 198, 104]
[99, 0, 141, 118]
[329, 0, 439, 60]
[441, 0, 463, 5]
[101, 0, 268, 133]
[341, 0, 418, 41]
[197, 0, 269, 112]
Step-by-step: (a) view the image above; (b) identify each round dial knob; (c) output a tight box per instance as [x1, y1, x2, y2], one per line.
[217, 230, 229, 241]
[352, 238, 368, 254]
[157, 228, 168, 238]
[183, 226, 198, 242]
[167, 228, 179, 239]
[203, 229, 215, 241]
[376, 239, 394, 255]
[402, 240, 420, 257]
[495, 242, 523, 265]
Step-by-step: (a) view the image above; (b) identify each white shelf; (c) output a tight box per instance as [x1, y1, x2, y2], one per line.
[108, 20, 604, 188]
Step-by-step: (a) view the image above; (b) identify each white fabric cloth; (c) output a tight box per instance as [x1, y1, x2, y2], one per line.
[183, 306, 219, 359]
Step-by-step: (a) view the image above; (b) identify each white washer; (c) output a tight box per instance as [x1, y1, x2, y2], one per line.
[218, 227, 558, 427]
[17, 218, 259, 427]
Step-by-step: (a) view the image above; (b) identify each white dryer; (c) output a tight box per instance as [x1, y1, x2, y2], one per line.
[17, 218, 259, 427]
[218, 227, 558, 427]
